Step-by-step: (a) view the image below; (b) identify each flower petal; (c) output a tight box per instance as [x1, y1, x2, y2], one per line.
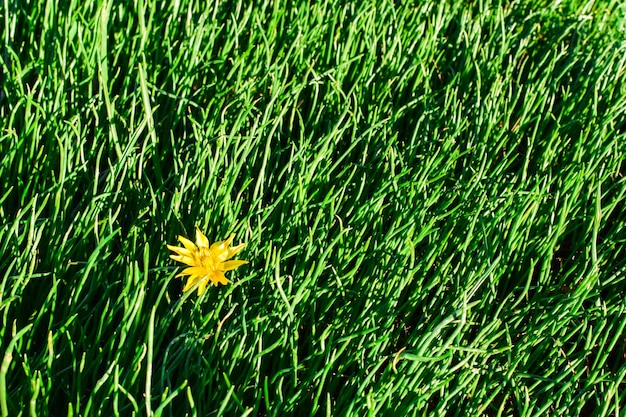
[167, 245, 192, 257]
[197, 277, 210, 295]
[226, 243, 246, 259]
[223, 234, 236, 246]
[195, 227, 210, 248]
[169, 254, 196, 266]
[177, 235, 197, 251]
[219, 260, 248, 271]
[210, 241, 226, 254]
[211, 234, 234, 253]
[180, 266, 207, 277]
[182, 276, 200, 292]
[211, 270, 229, 285]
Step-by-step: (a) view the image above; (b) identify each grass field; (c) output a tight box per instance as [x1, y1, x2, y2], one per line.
[2, 0, 626, 415]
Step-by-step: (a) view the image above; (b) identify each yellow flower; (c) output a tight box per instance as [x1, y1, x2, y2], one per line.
[167, 228, 248, 296]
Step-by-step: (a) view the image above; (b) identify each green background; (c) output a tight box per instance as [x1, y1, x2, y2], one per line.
[1, 0, 625, 415]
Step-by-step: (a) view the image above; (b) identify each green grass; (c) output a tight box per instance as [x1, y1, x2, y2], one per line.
[2, 0, 626, 415]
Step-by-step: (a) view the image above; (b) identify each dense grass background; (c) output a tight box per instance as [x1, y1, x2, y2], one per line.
[2, 0, 626, 415]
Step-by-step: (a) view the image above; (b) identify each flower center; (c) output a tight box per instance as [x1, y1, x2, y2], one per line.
[199, 247, 217, 271]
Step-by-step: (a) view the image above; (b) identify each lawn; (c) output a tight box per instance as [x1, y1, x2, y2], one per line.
[1, 0, 625, 415]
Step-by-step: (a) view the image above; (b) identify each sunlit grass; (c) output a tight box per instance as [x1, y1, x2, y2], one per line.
[1, 0, 625, 415]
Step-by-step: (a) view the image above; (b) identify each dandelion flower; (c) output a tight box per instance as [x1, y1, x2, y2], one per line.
[167, 228, 248, 296]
